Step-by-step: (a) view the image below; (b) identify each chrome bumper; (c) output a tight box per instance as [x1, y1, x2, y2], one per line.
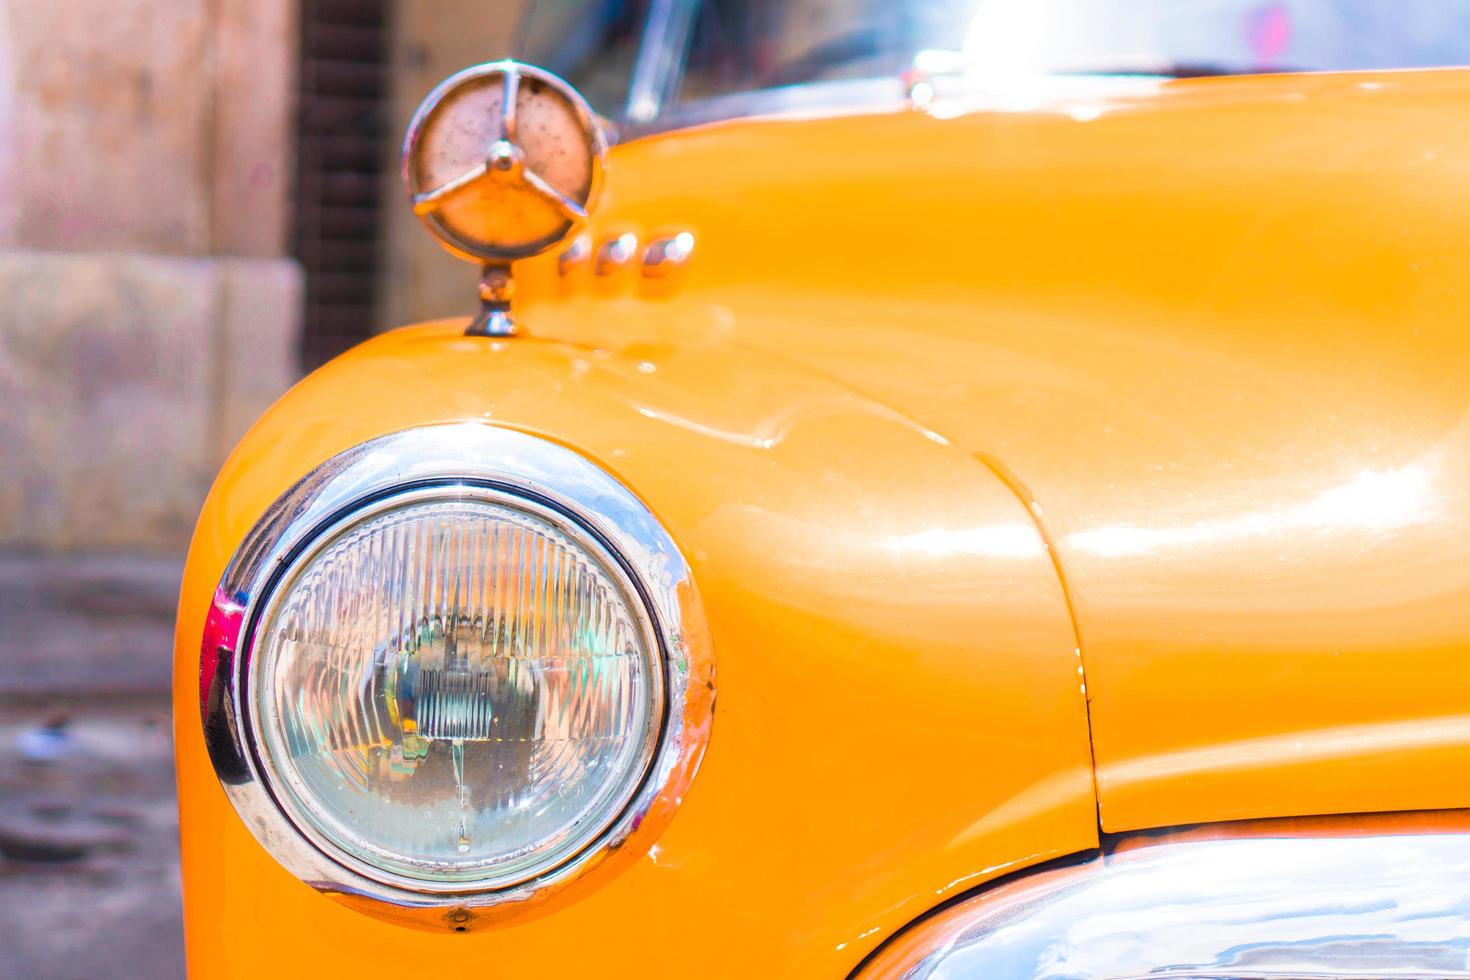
[861, 817, 1470, 979]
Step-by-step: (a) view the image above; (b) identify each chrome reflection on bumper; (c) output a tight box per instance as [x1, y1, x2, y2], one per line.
[862, 825, 1470, 978]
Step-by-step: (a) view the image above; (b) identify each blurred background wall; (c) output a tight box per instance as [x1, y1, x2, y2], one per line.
[0, 7, 530, 973]
[0, 0, 520, 691]
[0, 0, 300, 555]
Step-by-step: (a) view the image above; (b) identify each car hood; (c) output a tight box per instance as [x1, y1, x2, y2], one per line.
[530, 68, 1470, 831]
[170, 69, 1470, 975]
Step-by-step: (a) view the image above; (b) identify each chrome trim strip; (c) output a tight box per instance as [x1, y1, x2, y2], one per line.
[594, 232, 639, 276]
[557, 233, 590, 276]
[625, 0, 697, 123]
[861, 828, 1470, 978]
[199, 423, 715, 926]
[642, 232, 695, 278]
[622, 76, 907, 142]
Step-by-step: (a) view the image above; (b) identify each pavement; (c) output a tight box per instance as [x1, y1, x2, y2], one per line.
[0, 554, 181, 694]
[0, 554, 185, 979]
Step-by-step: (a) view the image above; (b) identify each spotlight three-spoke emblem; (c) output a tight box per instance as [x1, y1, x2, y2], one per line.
[402, 60, 608, 266]
[409, 66, 591, 227]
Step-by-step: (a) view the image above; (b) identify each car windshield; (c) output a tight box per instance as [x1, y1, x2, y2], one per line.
[522, 0, 1470, 122]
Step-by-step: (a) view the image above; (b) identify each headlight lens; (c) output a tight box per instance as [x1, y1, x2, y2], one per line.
[250, 490, 662, 889]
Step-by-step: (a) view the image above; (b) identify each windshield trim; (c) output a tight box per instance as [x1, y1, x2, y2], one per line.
[619, 76, 907, 140]
[626, 0, 698, 122]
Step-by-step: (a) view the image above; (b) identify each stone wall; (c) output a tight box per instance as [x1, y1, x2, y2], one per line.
[0, 0, 301, 555]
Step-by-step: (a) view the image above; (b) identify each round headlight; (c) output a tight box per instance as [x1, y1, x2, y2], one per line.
[252, 489, 661, 889]
[199, 424, 713, 921]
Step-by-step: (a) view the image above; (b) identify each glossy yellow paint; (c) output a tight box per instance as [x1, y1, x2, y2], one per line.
[176, 67, 1470, 973]
[173, 329, 1095, 973]
[522, 67, 1470, 833]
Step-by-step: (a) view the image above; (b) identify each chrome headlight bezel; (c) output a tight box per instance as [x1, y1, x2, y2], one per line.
[199, 423, 714, 924]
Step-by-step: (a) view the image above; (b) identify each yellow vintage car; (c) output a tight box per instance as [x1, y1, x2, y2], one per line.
[174, 1, 1470, 976]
